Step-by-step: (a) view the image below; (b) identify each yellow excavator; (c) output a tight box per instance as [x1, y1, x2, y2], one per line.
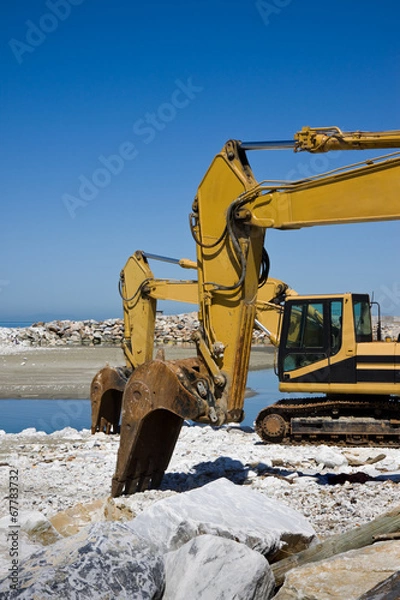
[90, 250, 293, 432]
[90, 126, 400, 497]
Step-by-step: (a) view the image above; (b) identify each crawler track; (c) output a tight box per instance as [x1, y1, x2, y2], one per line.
[255, 396, 400, 447]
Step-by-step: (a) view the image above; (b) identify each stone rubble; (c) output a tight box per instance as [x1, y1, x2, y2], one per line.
[1, 313, 398, 349]
[0, 427, 400, 598]
[1, 477, 399, 599]
[0, 479, 312, 600]
[0, 313, 272, 348]
[0, 318, 126, 348]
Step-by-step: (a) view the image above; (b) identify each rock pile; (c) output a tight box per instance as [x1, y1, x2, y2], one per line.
[0, 319, 124, 348]
[0, 313, 397, 349]
[1, 425, 400, 598]
[0, 313, 272, 348]
[0, 479, 315, 599]
[1, 478, 400, 598]
[372, 315, 400, 342]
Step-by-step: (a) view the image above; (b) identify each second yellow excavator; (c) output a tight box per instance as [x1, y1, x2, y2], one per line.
[90, 248, 293, 433]
[90, 126, 400, 496]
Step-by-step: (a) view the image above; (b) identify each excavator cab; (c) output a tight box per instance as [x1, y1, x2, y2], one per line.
[256, 293, 400, 445]
[278, 294, 347, 385]
[277, 293, 395, 391]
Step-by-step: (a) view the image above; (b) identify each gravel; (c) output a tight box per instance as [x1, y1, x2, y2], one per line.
[1, 424, 399, 540]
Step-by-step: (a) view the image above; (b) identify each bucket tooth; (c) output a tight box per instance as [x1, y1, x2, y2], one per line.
[111, 357, 215, 497]
[90, 366, 130, 434]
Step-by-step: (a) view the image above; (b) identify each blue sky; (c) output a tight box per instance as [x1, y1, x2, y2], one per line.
[1, 0, 399, 321]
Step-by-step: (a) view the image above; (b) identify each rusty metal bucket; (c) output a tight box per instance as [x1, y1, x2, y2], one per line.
[111, 357, 218, 497]
[90, 366, 131, 434]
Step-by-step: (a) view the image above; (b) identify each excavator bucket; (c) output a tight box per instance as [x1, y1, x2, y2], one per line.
[111, 356, 219, 497]
[90, 366, 131, 434]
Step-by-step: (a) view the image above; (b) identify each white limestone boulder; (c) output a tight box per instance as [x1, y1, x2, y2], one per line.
[163, 534, 275, 600]
[0, 521, 164, 599]
[129, 477, 316, 558]
[314, 446, 348, 469]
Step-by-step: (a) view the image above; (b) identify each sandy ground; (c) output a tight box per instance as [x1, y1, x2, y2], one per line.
[0, 345, 275, 399]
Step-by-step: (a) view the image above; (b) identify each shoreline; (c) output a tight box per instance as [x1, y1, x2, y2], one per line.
[0, 345, 275, 400]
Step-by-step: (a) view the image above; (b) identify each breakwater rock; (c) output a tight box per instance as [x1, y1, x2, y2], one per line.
[0, 313, 272, 348]
[1, 314, 398, 349]
[0, 318, 125, 348]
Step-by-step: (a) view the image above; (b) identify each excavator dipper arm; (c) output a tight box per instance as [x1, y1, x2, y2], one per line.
[89, 250, 199, 437]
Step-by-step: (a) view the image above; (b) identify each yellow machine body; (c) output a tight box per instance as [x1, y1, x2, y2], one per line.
[89, 126, 400, 495]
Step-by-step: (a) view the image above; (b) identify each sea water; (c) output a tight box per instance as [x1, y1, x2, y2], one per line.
[0, 399, 91, 434]
[0, 321, 33, 328]
[0, 369, 288, 434]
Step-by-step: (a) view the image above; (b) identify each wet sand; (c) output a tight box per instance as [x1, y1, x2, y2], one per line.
[0, 345, 275, 399]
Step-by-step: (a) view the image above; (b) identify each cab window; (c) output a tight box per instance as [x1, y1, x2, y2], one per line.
[353, 299, 372, 343]
[330, 300, 343, 355]
[282, 299, 343, 372]
[283, 302, 325, 371]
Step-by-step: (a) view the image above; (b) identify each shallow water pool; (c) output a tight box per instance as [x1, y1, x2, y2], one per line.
[0, 369, 285, 434]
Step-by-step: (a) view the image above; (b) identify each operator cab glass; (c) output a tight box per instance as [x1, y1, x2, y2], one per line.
[279, 298, 343, 379]
[353, 296, 373, 343]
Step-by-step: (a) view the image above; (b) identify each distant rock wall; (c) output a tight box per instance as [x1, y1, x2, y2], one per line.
[0, 313, 271, 348]
[0, 318, 125, 348]
[0, 313, 397, 349]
